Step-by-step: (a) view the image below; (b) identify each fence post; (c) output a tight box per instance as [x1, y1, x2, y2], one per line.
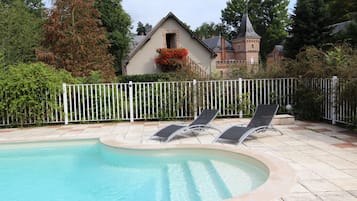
[129, 81, 134, 123]
[62, 83, 68, 125]
[238, 78, 243, 118]
[193, 79, 198, 119]
[331, 76, 338, 125]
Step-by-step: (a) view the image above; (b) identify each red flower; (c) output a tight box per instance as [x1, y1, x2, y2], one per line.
[155, 48, 188, 65]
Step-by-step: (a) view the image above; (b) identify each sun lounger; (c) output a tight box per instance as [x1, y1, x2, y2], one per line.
[213, 104, 281, 145]
[151, 109, 220, 142]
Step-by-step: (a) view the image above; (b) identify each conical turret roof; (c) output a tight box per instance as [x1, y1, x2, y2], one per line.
[237, 13, 261, 39]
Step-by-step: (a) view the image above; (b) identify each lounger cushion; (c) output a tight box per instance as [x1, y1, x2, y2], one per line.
[218, 126, 250, 141]
[154, 124, 186, 138]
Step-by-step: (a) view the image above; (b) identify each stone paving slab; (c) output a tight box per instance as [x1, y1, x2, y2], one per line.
[0, 119, 356, 201]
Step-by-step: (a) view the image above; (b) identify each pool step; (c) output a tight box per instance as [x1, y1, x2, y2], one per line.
[166, 163, 200, 201]
[203, 161, 232, 199]
[186, 161, 231, 201]
[210, 160, 256, 196]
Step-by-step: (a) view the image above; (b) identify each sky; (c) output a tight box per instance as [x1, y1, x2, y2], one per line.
[122, 0, 297, 29]
[43, 0, 297, 30]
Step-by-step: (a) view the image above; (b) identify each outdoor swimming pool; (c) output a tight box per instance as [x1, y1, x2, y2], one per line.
[0, 140, 270, 201]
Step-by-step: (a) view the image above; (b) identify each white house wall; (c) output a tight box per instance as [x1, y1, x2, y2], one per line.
[126, 18, 216, 75]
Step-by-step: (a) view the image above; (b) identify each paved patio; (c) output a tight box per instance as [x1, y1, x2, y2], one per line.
[0, 118, 356, 201]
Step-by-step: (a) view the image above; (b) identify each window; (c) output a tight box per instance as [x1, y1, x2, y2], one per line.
[250, 57, 255, 64]
[166, 33, 177, 48]
[252, 44, 254, 49]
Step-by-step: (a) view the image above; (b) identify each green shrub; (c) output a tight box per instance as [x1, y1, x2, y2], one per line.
[294, 81, 324, 120]
[117, 73, 172, 83]
[0, 62, 76, 126]
[78, 71, 106, 84]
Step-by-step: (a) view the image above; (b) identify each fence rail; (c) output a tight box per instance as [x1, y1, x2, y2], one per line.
[1, 77, 356, 127]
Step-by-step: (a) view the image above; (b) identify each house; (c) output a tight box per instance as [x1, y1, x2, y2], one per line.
[123, 12, 216, 77]
[203, 13, 261, 77]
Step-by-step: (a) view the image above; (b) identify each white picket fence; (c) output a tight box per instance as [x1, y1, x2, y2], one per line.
[309, 77, 357, 125]
[0, 77, 356, 126]
[61, 78, 297, 124]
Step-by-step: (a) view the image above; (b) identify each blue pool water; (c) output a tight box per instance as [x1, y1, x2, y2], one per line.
[0, 141, 268, 201]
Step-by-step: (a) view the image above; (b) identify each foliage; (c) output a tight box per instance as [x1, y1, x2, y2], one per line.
[293, 81, 324, 120]
[0, 0, 45, 17]
[221, 0, 289, 60]
[270, 43, 357, 122]
[284, 0, 331, 58]
[341, 80, 357, 104]
[40, 0, 115, 81]
[226, 66, 250, 78]
[325, 0, 357, 24]
[117, 71, 203, 83]
[78, 71, 106, 84]
[279, 45, 357, 78]
[117, 73, 171, 83]
[194, 22, 227, 40]
[0, 63, 76, 126]
[95, 0, 132, 74]
[154, 48, 189, 72]
[0, 0, 44, 65]
[339, 79, 357, 127]
[136, 21, 152, 35]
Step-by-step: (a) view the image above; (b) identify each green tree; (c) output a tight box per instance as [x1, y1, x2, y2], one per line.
[221, 0, 289, 60]
[0, 0, 45, 17]
[95, 0, 132, 75]
[136, 21, 145, 35]
[194, 22, 226, 40]
[325, 0, 357, 23]
[40, 0, 115, 80]
[0, 0, 44, 65]
[284, 0, 331, 58]
[136, 21, 152, 35]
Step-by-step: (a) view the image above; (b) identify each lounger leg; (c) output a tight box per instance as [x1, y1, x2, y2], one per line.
[272, 127, 284, 135]
[238, 130, 255, 145]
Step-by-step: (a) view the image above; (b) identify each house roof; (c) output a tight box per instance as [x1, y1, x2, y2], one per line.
[129, 34, 146, 50]
[127, 12, 216, 62]
[203, 36, 234, 52]
[267, 45, 284, 57]
[330, 20, 352, 35]
[237, 13, 261, 39]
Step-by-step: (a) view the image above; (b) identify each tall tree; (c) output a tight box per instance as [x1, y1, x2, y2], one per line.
[40, 0, 115, 80]
[221, 0, 289, 60]
[194, 22, 226, 40]
[284, 0, 331, 58]
[95, 0, 131, 75]
[0, 0, 44, 66]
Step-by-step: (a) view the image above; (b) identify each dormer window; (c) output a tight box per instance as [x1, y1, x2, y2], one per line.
[166, 33, 177, 48]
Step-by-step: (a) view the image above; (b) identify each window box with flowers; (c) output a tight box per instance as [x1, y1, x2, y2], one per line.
[154, 48, 188, 72]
